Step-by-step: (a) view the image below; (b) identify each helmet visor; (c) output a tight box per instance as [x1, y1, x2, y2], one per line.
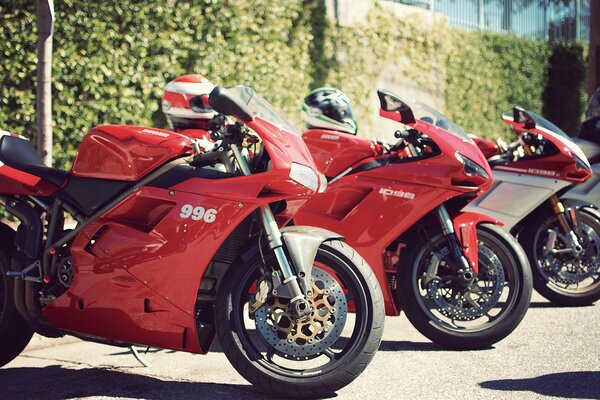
[189, 95, 214, 114]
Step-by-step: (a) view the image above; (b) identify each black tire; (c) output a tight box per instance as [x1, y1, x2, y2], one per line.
[0, 224, 34, 367]
[215, 240, 384, 398]
[397, 224, 532, 350]
[520, 207, 600, 306]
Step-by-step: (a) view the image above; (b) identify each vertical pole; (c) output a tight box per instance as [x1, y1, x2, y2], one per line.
[588, 0, 600, 96]
[36, 0, 54, 167]
[543, 0, 548, 41]
[478, 0, 484, 29]
[575, 0, 581, 41]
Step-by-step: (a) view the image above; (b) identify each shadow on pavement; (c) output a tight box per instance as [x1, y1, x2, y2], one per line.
[0, 365, 278, 400]
[528, 301, 596, 309]
[377, 340, 461, 352]
[479, 371, 600, 399]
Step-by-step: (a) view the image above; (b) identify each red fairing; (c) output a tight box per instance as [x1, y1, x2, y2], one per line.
[71, 125, 192, 181]
[43, 185, 259, 353]
[179, 128, 212, 141]
[500, 117, 592, 182]
[245, 117, 322, 196]
[302, 129, 378, 177]
[0, 164, 59, 196]
[472, 136, 502, 158]
[295, 175, 463, 315]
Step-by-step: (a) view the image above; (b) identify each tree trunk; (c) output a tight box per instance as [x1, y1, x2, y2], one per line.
[36, 0, 54, 167]
[588, 0, 600, 97]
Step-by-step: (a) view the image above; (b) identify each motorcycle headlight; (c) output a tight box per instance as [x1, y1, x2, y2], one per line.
[455, 153, 490, 180]
[290, 162, 319, 192]
[573, 154, 591, 173]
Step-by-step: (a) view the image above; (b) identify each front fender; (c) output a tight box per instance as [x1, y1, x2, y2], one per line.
[453, 211, 504, 274]
[280, 226, 344, 293]
[561, 198, 599, 211]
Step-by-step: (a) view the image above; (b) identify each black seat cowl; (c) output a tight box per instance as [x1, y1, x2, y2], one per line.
[0, 135, 68, 186]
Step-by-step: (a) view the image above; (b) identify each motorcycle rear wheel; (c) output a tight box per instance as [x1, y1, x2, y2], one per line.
[521, 207, 600, 306]
[215, 239, 384, 398]
[397, 224, 532, 350]
[0, 224, 34, 367]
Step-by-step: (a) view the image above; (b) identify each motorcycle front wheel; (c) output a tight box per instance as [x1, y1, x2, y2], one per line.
[397, 224, 532, 350]
[521, 207, 600, 306]
[215, 239, 384, 398]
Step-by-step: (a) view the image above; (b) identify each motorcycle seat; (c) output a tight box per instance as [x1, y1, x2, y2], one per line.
[0, 135, 68, 186]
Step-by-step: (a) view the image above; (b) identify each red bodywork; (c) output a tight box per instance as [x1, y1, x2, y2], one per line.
[1, 113, 319, 353]
[294, 110, 496, 316]
[72, 125, 192, 181]
[474, 116, 592, 183]
[472, 136, 502, 158]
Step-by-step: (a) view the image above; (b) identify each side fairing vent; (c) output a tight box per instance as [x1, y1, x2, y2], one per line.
[105, 195, 176, 232]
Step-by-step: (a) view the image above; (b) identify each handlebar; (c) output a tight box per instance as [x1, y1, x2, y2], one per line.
[389, 129, 421, 152]
[190, 148, 222, 167]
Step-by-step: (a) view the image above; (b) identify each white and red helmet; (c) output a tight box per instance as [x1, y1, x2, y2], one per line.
[161, 74, 224, 131]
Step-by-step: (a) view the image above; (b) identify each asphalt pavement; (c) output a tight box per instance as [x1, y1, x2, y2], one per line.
[2, 292, 599, 400]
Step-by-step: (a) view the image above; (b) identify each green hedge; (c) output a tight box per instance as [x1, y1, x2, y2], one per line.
[0, 1, 589, 169]
[446, 30, 552, 138]
[446, 29, 588, 139]
[543, 43, 587, 136]
[1, 0, 316, 168]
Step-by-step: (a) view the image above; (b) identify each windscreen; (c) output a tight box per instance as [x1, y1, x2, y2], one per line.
[413, 101, 472, 142]
[528, 110, 572, 140]
[227, 85, 300, 135]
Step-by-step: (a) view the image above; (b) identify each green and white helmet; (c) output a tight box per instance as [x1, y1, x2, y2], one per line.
[301, 87, 358, 134]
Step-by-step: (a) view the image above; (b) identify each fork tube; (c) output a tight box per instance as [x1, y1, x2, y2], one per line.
[435, 205, 471, 272]
[549, 195, 570, 233]
[230, 144, 304, 295]
[548, 195, 582, 252]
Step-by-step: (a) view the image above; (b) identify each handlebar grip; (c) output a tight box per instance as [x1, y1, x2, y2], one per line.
[395, 129, 420, 142]
[394, 130, 410, 139]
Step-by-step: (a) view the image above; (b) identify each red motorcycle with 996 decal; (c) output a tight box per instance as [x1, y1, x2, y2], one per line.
[293, 90, 533, 349]
[0, 86, 384, 398]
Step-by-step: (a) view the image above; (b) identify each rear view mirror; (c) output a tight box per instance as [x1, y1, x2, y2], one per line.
[513, 106, 536, 129]
[377, 89, 416, 125]
[209, 86, 253, 122]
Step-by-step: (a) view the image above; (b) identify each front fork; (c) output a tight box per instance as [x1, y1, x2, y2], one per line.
[547, 195, 583, 255]
[229, 144, 311, 318]
[428, 205, 476, 285]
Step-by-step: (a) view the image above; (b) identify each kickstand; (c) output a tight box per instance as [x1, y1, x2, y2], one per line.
[129, 346, 150, 367]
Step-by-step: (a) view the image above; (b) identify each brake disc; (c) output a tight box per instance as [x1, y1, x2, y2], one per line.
[428, 244, 505, 321]
[541, 225, 600, 285]
[254, 268, 347, 360]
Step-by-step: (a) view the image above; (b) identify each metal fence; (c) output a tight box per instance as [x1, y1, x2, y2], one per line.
[390, 0, 591, 43]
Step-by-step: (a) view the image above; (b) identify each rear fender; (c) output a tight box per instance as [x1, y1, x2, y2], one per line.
[453, 211, 504, 275]
[280, 226, 344, 293]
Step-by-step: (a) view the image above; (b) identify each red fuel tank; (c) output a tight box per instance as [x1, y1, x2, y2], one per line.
[302, 129, 377, 177]
[72, 125, 192, 181]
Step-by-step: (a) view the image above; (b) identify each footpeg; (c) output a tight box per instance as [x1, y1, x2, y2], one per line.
[6, 260, 43, 283]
